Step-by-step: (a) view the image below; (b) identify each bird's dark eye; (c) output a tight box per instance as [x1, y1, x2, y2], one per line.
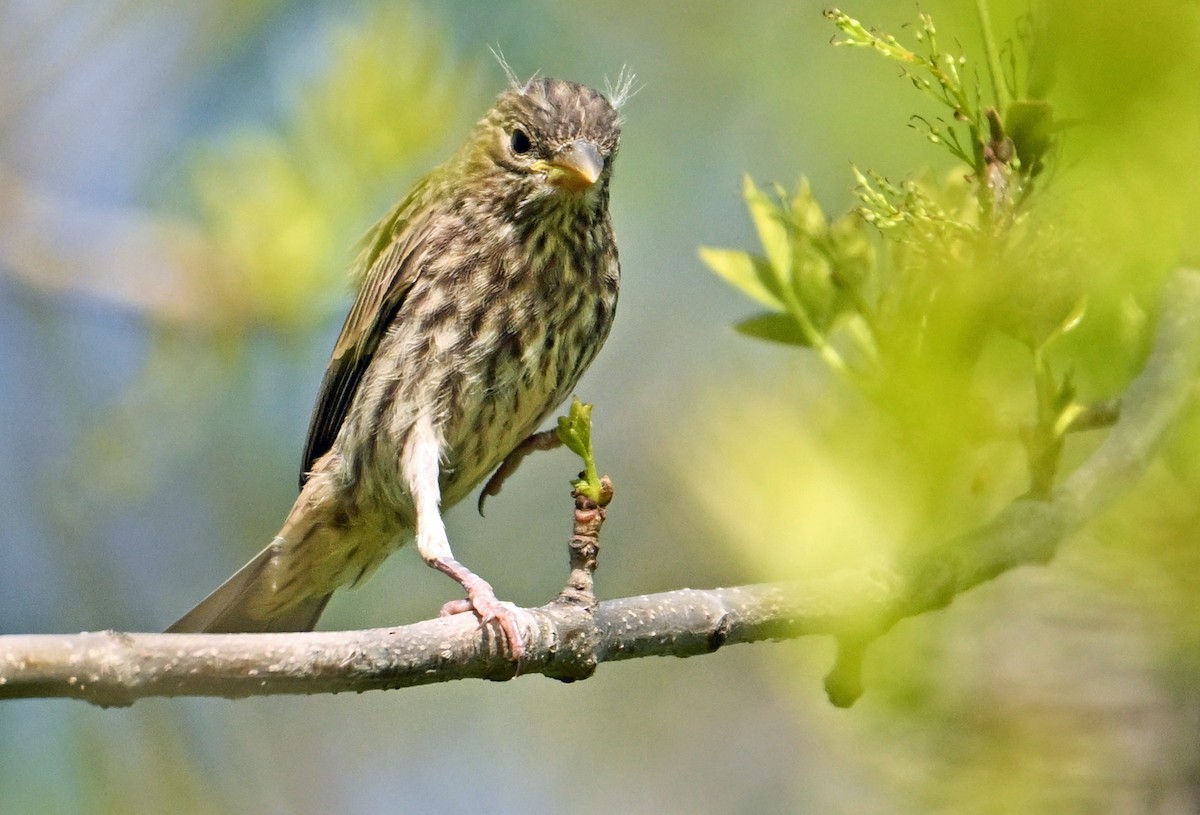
[509, 129, 532, 155]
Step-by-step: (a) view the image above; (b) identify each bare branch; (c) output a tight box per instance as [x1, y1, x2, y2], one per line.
[3, 269, 1197, 708]
[0, 583, 835, 707]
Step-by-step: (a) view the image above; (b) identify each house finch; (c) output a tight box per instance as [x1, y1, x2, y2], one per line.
[168, 75, 626, 658]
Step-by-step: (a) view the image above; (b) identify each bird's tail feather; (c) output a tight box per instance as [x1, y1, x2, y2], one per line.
[166, 543, 332, 634]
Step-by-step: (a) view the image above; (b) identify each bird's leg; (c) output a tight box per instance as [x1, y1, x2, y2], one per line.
[477, 429, 564, 515]
[404, 416, 525, 660]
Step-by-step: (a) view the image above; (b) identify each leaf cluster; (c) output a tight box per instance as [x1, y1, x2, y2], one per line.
[702, 5, 1107, 500]
[700, 178, 874, 374]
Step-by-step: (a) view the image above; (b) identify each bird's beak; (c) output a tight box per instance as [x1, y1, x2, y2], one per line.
[542, 139, 603, 191]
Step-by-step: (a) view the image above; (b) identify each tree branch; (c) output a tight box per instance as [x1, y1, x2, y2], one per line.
[3, 269, 1198, 708]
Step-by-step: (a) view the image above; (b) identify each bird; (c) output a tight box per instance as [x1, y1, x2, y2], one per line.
[167, 71, 629, 659]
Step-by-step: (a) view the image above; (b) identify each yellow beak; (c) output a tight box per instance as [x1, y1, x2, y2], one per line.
[540, 139, 603, 191]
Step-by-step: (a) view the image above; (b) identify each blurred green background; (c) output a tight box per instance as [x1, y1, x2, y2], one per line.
[2, 1, 1199, 812]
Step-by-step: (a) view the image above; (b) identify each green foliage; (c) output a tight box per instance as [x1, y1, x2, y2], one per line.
[701, 177, 875, 375]
[557, 397, 604, 503]
[691, 16, 1200, 794]
[825, 9, 981, 166]
[702, 4, 1108, 501]
[825, 6, 1054, 216]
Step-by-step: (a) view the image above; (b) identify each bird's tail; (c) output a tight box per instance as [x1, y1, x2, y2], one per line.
[165, 541, 332, 633]
[166, 474, 388, 633]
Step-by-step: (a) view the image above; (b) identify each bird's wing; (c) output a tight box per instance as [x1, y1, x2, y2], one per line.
[299, 181, 437, 486]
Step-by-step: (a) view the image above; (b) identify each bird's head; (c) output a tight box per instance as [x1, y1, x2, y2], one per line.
[464, 76, 625, 213]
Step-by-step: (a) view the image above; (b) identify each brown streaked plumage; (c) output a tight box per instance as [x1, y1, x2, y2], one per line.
[168, 75, 627, 657]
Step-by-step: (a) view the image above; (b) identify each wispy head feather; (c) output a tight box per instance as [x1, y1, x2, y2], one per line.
[605, 66, 640, 114]
[489, 45, 523, 90]
[488, 46, 544, 94]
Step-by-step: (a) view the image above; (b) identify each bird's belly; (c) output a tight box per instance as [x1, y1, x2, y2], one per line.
[438, 362, 564, 507]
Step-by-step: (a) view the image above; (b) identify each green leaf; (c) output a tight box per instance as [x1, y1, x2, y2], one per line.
[790, 177, 829, 237]
[743, 176, 792, 281]
[828, 212, 875, 294]
[735, 312, 812, 347]
[556, 397, 602, 501]
[1005, 99, 1055, 174]
[699, 247, 787, 309]
[792, 244, 836, 326]
[1040, 296, 1087, 350]
[556, 397, 592, 459]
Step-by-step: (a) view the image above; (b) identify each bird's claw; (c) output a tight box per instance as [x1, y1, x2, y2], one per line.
[440, 584, 526, 662]
[477, 429, 563, 515]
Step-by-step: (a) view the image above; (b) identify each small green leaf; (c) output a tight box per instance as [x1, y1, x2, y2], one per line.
[735, 312, 812, 347]
[829, 212, 875, 293]
[790, 177, 828, 236]
[743, 176, 792, 281]
[699, 247, 787, 309]
[556, 397, 602, 501]
[1040, 296, 1087, 350]
[556, 397, 592, 459]
[792, 244, 836, 329]
[1005, 99, 1055, 174]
